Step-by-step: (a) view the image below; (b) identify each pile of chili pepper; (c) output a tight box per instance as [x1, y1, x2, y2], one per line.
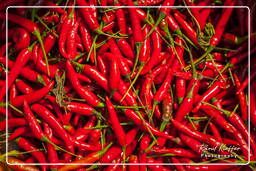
[0, 0, 256, 170]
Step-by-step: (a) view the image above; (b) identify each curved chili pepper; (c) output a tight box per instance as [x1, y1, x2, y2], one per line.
[58, 143, 112, 171]
[15, 79, 34, 94]
[114, 1, 126, 35]
[117, 39, 134, 59]
[66, 60, 103, 107]
[209, 122, 222, 142]
[171, 119, 222, 148]
[123, 109, 175, 140]
[8, 126, 28, 140]
[43, 122, 58, 169]
[31, 104, 74, 153]
[0, 48, 31, 101]
[6, 157, 40, 171]
[106, 96, 126, 147]
[10, 81, 54, 107]
[0, 118, 27, 131]
[59, 16, 72, 58]
[193, 80, 225, 112]
[233, 73, 248, 121]
[140, 29, 162, 75]
[16, 137, 47, 171]
[67, 20, 79, 59]
[105, 52, 120, 94]
[11, 27, 30, 50]
[79, 22, 95, 63]
[66, 102, 103, 120]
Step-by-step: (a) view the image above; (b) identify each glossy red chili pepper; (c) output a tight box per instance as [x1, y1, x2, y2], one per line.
[140, 29, 162, 75]
[66, 60, 103, 107]
[43, 122, 58, 169]
[175, 78, 186, 104]
[171, 119, 222, 148]
[123, 109, 175, 140]
[79, 22, 95, 63]
[147, 158, 170, 171]
[153, 68, 173, 104]
[8, 126, 28, 140]
[233, 73, 248, 121]
[77, 0, 100, 32]
[67, 20, 79, 59]
[10, 81, 54, 107]
[106, 96, 126, 147]
[6, 157, 40, 171]
[173, 12, 198, 46]
[11, 27, 30, 51]
[16, 137, 47, 171]
[209, 0, 236, 47]
[0, 48, 31, 101]
[209, 122, 222, 142]
[193, 80, 225, 112]
[66, 102, 103, 119]
[0, 118, 27, 131]
[117, 39, 134, 59]
[15, 79, 34, 94]
[104, 52, 120, 93]
[179, 133, 202, 154]
[32, 45, 58, 78]
[108, 39, 131, 77]
[58, 143, 112, 171]
[114, 1, 126, 35]
[31, 104, 74, 153]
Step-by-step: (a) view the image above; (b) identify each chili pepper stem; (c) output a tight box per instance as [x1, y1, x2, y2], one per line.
[145, 12, 166, 40]
[121, 64, 144, 102]
[185, 45, 214, 71]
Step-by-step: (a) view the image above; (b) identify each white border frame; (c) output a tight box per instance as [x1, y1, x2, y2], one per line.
[5, 5, 251, 166]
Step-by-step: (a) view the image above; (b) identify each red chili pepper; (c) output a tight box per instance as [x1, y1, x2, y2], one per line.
[171, 119, 222, 148]
[209, 122, 222, 142]
[6, 157, 40, 171]
[0, 118, 27, 131]
[209, 0, 236, 47]
[0, 48, 31, 101]
[140, 29, 162, 75]
[66, 60, 103, 107]
[233, 73, 248, 121]
[31, 104, 74, 153]
[58, 143, 112, 171]
[66, 102, 104, 120]
[8, 126, 28, 140]
[108, 39, 131, 77]
[123, 109, 175, 140]
[15, 79, 34, 94]
[10, 81, 54, 107]
[11, 27, 30, 51]
[173, 12, 198, 46]
[16, 137, 47, 171]
[174, 82, 196, 122]
[43, 122, 59, 169]
[106, 96, 126, 147]
[114, 1, 126, 35]
[129, 155, 139, 171]
[77, 0, 100, 32]
[67, 20, 79, 59]
[117, 39, 134, 59]
[32, 45, 58, 78]
[147, 158, 170, 171]
[193, 80, 225, 112]
[104, 52, 121, 94]
[179, 133, 202, 154]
